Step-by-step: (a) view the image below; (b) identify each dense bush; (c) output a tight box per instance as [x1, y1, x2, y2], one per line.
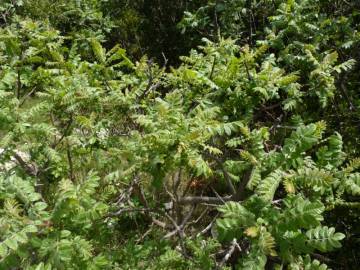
[0, 0, 359, 269]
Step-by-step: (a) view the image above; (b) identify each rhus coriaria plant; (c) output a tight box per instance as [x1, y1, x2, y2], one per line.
[0, 0, 360, 269]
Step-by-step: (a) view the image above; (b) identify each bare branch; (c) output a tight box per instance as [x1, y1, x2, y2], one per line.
[218, 238, 241, 268]
[196, 213, 219, 237]
[178, 195, 233, 205]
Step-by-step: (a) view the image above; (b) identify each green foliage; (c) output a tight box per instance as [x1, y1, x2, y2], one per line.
[0, 0, 359, 269]
[289, 255, 330, 270]
[306, 226, 345, 252]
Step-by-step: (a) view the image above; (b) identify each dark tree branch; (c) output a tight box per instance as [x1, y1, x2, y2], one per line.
[66, 141, 74, 181]
[232, 167, 252, 201]
[205, 153, 236, 195]
[209, 56, 216, 80]
[13, 152, 38, 177]
[52, 115, 73, 148]
[338, 73, 355, 111]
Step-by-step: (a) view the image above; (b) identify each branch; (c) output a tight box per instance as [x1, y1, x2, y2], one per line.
[19, 86, 36, 107]
[196, 213, 219, 237]
[338, 73, 355, 111]
[240, 49, 253, 82]
[205, 153, 236, 195]
[16, 67, 21, 99]
[110, 207, 152, 216]
[137, 60, 164, 102]
[115, 175, 138, 205]
[218, 238, 241, 268]
[13, 152, 38, 177]
[52, 115, 73, 148]
[178, 195, 233, 205]
[219, 165, 236, 195]
[172, 169, 183, 223]
[173, 169, 182, 197]
[164, 205, 195, 239]
[209, 56, 216, 80]
[66, 140, 74, 181]
[232, 167, 252, 201]
[312, 253, 338, 265]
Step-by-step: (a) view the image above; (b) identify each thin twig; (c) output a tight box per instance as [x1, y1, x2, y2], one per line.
[52, 115, 73, 148]
[206, 153, 236, 195]
[218, 238, 241, 268]
[66, 140, 74, 181]
[197, 213, 219, 237]
[19, 87, 36, 107]
[209, 56, 216, 80]
[164, 205, 195, 239]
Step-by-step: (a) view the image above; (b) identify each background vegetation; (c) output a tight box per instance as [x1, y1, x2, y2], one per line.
[0, 0, 360, 269]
